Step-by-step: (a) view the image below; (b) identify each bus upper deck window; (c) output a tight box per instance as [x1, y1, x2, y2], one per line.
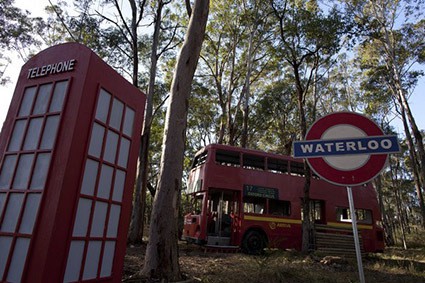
[243, 154, 265, 170]
[216, 150, 240, 167]
[290, 161, 305, 176]
[267, 158, 288, 174]
[191, 151, 208, 169]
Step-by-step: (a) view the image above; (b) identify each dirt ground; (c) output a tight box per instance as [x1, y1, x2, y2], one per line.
[122, 242, 425, 283]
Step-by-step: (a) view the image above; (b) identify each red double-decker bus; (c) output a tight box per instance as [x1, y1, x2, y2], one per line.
[182, 144, 384, 254]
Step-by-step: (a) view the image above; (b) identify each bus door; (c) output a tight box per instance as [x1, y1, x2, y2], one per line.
[206, 189, 240, 246]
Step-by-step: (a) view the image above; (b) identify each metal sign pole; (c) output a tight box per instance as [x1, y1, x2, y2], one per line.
[347, 186, 366, 283]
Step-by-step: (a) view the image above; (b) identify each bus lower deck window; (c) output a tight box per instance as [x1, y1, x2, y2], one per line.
[243, 196, 265, 214]
[269, 199, 291, 216]
[336, 207, 372, 224]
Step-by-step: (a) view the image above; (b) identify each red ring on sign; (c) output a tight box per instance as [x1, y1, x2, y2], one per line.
[305, 112, 387, 186]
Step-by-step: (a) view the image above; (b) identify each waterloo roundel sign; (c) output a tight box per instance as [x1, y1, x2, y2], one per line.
[293, 112, 400, 186]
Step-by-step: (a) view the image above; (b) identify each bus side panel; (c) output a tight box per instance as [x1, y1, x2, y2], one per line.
[268, 223, 302, 250]
[241, 218, 303, 251]
[362, 228, 385, 252]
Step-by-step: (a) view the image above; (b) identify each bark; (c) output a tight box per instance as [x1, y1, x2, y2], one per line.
[128, 0, 163, 244]
[129, 0, 139, 87]
[140, 0, 209, 280]
[389, 159, 408, 249]
[270, 1, 317, 254]
[399, 100, 425, 228]
[226, 38, 238, 145]
[241, 28, 254, 148]
[294, 62, 312, 254]
[371, 1, 425, 227]
[374, 175, 394, 245]
[393, 70, 425, 208]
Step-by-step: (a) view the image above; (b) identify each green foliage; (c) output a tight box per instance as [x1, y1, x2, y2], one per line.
[250, 78, 298, 153]
[0, 0, 37, 49]
[0, 0, 44, 84]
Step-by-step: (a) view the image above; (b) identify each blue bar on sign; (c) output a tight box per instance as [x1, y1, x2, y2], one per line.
[293, 135, 400, 158]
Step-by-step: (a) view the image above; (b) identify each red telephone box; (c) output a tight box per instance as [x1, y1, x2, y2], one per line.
[0, 43, 145, 282]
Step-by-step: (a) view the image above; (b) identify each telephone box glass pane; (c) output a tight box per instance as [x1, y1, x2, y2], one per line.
[6, 237, 30, 283]
[40, 115, 60, 150]
[12, 154, 34, 189]
[23, 117, 43, 150]
[1, 193, 24, 232]
[88, 123, 105, 158]
[90, 201, 107, 237]
[63, 241, 85, 283]
[0, 237, 13, 279]
[109, 98, 123, 131]
[18, 87, 36, 117]
[33, 83, 52, 115]
[118, 137, 130, 168]
[30, 153, 51, 190]
[83, 241, 102, 280]
[97, 164, 113, 199]
[106, 204, 121, 238]
[95, 89, 111, 123]
[19, 193, 41, 234]
[8, 120, 27, 151]
[49, 80, 68, 112]
[81, 159, 99, 196]
[0, 155, 17, 189]
[72, 198, 92, 237]
[123, 107, 135, 136]
[103, 130, 118, 164]
[112, 170, 125, 202]
[100, 241, 116, 277]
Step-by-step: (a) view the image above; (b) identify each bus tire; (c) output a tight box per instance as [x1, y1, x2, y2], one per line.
[242, 230, 267, 255]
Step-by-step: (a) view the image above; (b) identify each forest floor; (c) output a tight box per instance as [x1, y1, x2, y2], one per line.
[122, 242, 425, 283]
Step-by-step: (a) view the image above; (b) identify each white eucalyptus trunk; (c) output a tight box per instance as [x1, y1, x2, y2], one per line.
[141, 0, 209, 280]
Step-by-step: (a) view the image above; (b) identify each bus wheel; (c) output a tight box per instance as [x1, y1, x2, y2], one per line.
[242, 230, 266, 255]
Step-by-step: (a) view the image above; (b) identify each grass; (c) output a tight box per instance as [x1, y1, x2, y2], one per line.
[177, 246, 425, 283]
[124, 236, 425, 282]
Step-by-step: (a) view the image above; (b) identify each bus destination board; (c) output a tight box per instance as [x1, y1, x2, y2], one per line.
[243, 185, 279, 199]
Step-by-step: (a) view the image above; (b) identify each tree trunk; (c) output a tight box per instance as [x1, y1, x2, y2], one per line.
[389, 159, 408, 249]
[141, 0, 209, 280]
[226, 39, 237, 145]
[377, 11, 425, 227]
[394, 185, 408, 249]
[128, 0, 140, 87]
[241, 28, 254, 148]
[128, 0, 164, 243]
[374, 175, 394, 245]
[293, 63, 312, 254]
[394, 71, 425, 204]
[399, 100, 425, 228]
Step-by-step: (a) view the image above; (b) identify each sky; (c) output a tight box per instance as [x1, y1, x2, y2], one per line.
[1, 0, 424, 136]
